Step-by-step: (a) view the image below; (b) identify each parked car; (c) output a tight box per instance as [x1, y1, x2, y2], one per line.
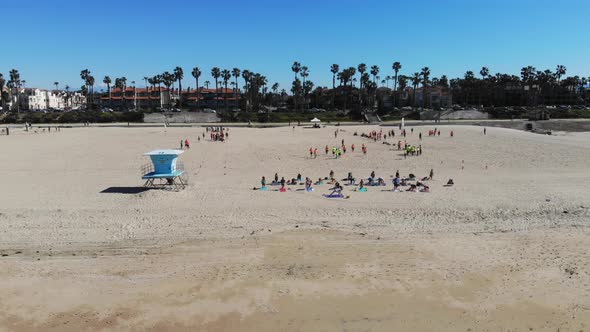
[101, 108, 114, 113]
[171, 108, 181, 112]
[203, 109, 216, 113]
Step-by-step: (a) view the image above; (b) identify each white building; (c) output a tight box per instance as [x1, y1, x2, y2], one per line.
[16, 88, 86, 111]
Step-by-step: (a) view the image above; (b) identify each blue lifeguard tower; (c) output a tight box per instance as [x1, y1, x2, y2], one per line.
[142, 150, 187, 189]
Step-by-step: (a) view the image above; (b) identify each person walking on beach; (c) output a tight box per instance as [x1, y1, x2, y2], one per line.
[313, 148, 318, 159]
[325, 145, 329, 155]
[429, 168, 434, 180]
[484, 127, 487, 135]
[351, 144, 355, 152]
[419, 132, 422, 140]
[309, 147, 314, 158]
[180, 140, 184, 149]
[185, 139, 190, 149]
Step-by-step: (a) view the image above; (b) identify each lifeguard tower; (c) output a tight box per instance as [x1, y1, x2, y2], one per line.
[141, 150, 187, 190]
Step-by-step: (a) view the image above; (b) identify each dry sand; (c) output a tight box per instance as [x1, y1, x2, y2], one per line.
[0, 124, 589, 331]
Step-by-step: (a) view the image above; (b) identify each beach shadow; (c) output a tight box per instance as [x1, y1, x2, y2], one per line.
[100, 187, 151, 194]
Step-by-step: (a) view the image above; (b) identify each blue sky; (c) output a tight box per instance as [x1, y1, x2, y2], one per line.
[1, 0, 588, 91]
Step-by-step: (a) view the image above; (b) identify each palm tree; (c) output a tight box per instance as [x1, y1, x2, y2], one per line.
[480, 67, 489, 79]
[103, 76, 112, 108]
[398, 75, 408, 91]
[211, 67, 221, 110]
[384, 75, 391, 88]
[300, 66, 309, 84]
[392, 61, 402, 108]
[271, 82, 279, 106]
[0, 73, 5, 111]
[357, 63, 367, 107]
[291, 62, 301, 111]
[521, 66, 537, 105]
[300, 66, 309, 110]
[142, 77, 148, 110]
[173, 67, 184, 91]
[411, 72, 421, 108]
[221, 69, 231, 111]
[368, 66, 379, 108]
[161, 72, 175, 110]
[54, 82, 59, 91]
[64, 85, 70, 108]
[479, 67, 490, 106]
[555, 65, 566, 84]
[87, 76, 95, 109]
[191, 67, 201, 110]
[173, 66, 184, 107]
[8, 69, 22, 112]
[330, 64, 339, 110]
[370, 65, 379, 84]
[420, 67, 430, 108]
[241, 70, 251, 109]
[232, 68, 241, 107]
[80, 69, 90, 109]
[291, 61, 301, 80]
[204, 81, 210, 89]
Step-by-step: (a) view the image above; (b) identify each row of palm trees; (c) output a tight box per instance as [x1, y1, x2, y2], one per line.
[3, 62, 588, 114]
[80, 63, 590, 111]
[87, 66, 274, 111]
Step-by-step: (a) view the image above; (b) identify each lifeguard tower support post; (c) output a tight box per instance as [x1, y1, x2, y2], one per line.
[142, 150, 186, 189]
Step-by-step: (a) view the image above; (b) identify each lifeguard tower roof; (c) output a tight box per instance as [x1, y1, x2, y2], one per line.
[144, 149, 184, 156]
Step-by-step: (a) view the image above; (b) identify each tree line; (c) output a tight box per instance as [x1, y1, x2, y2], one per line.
[1, 63, 588, 113]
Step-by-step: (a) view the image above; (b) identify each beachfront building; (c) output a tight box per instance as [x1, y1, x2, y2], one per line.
[181, 88, 238, 110]
[101, 87, 177, 110]
[13, 88, 85, 111]
[68, 92, 87, 109]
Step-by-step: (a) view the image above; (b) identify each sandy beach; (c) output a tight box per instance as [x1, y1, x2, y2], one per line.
[1, 124, 589, 331]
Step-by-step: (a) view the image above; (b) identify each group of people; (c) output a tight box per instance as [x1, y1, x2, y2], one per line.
[257, 168, 438, 196]
[306, 140, 367, 160]
[180, 139, 191, 149]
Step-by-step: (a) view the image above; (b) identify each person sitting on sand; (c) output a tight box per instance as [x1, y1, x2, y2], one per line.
[315, 178, 324, 185]
[280, 177, 286, 187]
[377, 177, 385, 186]
[406, 184, 418, 192]
[297, 173, 302, 182]
[329, 170, 335, 181]
[347, 172, 355, 185]
[280, 184, 287, 192]
[305, 177, 313, 191]
[330, 182, 343, 196]
[408, 173, 416, 180]
[357, 179, 366, 191]
[446, 179, 454, 186]
[393, 176, 401, 191]
[420, 185, 431, 193]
